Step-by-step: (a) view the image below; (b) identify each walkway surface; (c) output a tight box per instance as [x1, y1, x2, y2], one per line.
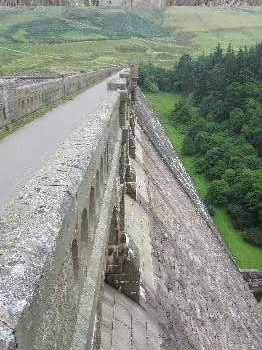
[100, 284, 160, 350]
[0, 72, 120, 215]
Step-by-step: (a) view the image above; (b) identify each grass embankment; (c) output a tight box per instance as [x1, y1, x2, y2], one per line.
[0, 6, 262, 73]
[145, 91, 262, 270]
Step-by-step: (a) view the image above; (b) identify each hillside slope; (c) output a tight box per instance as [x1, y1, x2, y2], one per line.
[0, 6, 261, 73]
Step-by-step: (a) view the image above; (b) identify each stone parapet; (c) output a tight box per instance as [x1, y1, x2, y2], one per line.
[0, 67, 137, 350]
[0, 66, 123, 129]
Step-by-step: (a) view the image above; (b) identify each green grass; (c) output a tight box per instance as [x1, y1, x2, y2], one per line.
[145, 91, 262, 270]
[214, 209, 262, 269]
[0, 6, 261, 73]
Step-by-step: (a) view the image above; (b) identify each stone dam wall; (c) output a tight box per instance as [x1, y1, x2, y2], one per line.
[135, 88, 233, 257]
[0, 67, 261, 350]
[0, 66, 121, 129]
[135, 87, 261, 349]
[0, 68, 140, 349]
[135, 87, 262, 292]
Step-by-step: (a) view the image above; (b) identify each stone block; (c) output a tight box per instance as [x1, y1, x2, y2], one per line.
[114, 302, 131, 327]
[100, 323, 112, 350]
[112, 319, 131, 350]
[129, 134, 136, 159]
[132, 324, 147, 348]
[101, 301, 114, 328]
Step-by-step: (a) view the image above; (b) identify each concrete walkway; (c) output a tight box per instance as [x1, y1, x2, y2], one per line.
[100, 284, 160, 350]
[0, 72, 119, 215]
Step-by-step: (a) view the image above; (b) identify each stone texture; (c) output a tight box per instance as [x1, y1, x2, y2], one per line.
[100, 284, 160, 350]
[0, 68, 133, 350]
[0, 66, 122, 129]
[136, 92, 262, 349]
[136, 87, 237, 267]
[0, 66, 261, 350]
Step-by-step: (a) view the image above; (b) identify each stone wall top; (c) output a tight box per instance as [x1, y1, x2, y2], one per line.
[0, 65, 124, 128]
[0, 76, 123, 347]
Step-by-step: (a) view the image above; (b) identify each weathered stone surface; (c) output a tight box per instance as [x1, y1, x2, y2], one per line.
[99, 115, 262, 349]
[136, 92, 262, 349]
[100, 284, 160, 350]
[136, 87, 237, 267]
[0, 66, 261, 350]
[0, 66, 122, 129]
[0, 68, 134, 350]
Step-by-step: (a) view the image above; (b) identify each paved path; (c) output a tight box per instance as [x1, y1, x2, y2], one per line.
[0, 72, 119, 215]
[100, 284, 160, 350]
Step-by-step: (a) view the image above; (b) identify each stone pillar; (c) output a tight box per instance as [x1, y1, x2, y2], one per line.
[105, 206, 140, 303]
[119, 90, 128, 128]
[129, 127, 136, 159]
[118, 234, 140, 303]
[125, 162, 137, 201]
[119, 127, 129, 184]
[130, 64, 138, 106]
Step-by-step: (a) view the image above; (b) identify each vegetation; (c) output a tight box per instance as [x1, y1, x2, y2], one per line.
[145, 91, 262, 269]
[0, 6, 261, 73]
[140, 42, 262, 248]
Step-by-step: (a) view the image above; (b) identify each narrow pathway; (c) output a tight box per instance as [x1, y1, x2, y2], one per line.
[100, 284, 160, 350]
[0, 71, 120, 214]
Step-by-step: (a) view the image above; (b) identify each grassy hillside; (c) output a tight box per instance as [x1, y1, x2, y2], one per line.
[0, 6, 261, 73]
